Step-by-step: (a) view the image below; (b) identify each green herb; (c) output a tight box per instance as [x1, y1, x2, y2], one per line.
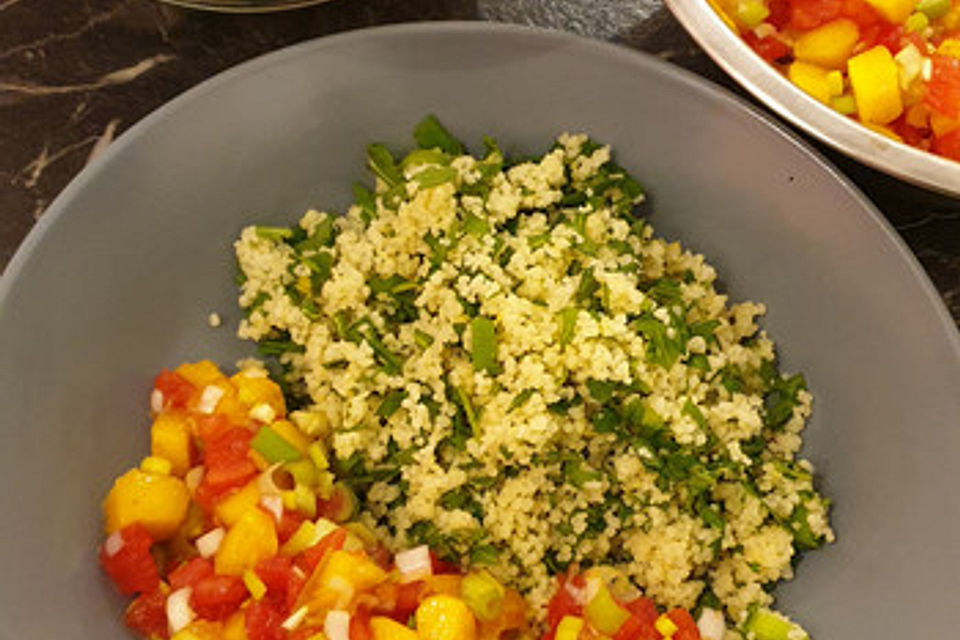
[254, 226, 293, 242]
[463, 212, 490, 237]
[414, 166, 459, 188]
[557, 308, 579, 348]
[367, 143, 403, 188]
[414, 329, 434, 349]
[508, 389, 535, 413]
[376, 390, 409, 419]
[353, 183, 377, 224]
[586, 379, 618, 403]
[257, 338, 305, 357]
[469, 544, 501, 565]
[470, 317, 498, 374]
[294, 215, 336, 252]
[563, 459, 602, 488]
[413, 114, 465, 155]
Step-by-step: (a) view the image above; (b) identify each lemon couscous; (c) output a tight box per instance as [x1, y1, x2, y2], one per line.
[232, 117, 834, 634]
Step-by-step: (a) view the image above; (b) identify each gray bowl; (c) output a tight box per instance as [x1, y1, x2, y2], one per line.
[0, 23, 957, 640]
[666, 0, 960, 197]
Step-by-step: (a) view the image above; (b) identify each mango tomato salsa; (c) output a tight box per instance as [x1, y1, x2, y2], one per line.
[98, 361, 708, 640]
[710, 0, 960, 160]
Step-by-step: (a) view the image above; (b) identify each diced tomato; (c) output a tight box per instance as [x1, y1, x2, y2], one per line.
[277, 510, 306, 544]
[428, 551, 460, 575]
[368, 544, 394, 571]
[204, 427, 254, 468]
[246, 598, 288, 640]
[667, 608, 702, 640]
[124, 587, 168, 639]
[350, 607, 373, 640]
[932, 129, 960, 160]
[767, 0, 791, 28]
[743, 32, 791, 63]
[196, 413, 233, 447]
[99, 523, 159, 596]
[168, 557, 215, 590]
[613, 614, 659, 640]
[545, 580, 582, 631]
[392, 580, 425, 621]
[926, 55, 960, 119]
[192, 574, 249, 621]
[840, 0, 883, 30]
[154, 370, 195, 410]
[294, 528, 347, 576]
[623, 596, 659, 624]
[891, 117, 927, 147]
[196, 428, 258, 508]
[256, 555, 295, 595]
[789, 0, 843, 30]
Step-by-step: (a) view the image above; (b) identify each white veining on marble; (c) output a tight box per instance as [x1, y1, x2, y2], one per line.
[85, 118, 120, 165]
[0, 53, 175, 96]
[0, 0, 132, 62]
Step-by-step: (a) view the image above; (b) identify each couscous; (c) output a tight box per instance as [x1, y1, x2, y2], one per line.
[232, 117, 834, 634]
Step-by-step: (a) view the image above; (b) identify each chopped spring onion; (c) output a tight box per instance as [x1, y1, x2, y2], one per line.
[260, 494, 284, 523]
[251, 426, 303, 463]
[282, 605, 309, 631]
[249, 402, 277, 423]
[697, 608, 726, 640]
[254, 226, 294, 241]
[195, 527, 225, 558]
[324, 609, 352, 640]
[166, 587, 196, 635]
[197, 385, 224, 414]
[394, 545, 433, 583]
[742, 608, 809, 640]
[460, 570, 505, 622]
[470, 317, 498, 374]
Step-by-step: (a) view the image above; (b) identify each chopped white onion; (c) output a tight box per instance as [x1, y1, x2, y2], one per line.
[103, 531, 124, 557]
[166, 587, 195, 635]
[922, 57, 934, 82]
[260, 495, 284, 523]
[582, 576, 602, 604]
[249, 402, 276, 424]
[697, 608, 726, 640]
[281, 605, 309, 631]
[197, 385, 225, 414]
[564, 579, 587, 605]
[324, 610, 351, 640]
[394, 545, 432, 582]
[195, 527, 225, 558]
[184, 466, 205, 493]
[150, 389, 165, 413]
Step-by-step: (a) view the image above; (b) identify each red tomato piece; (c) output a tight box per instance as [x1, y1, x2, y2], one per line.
[277, 510, 306, 544]
[623, 596, 660, 624]
[124, 587, 168, 639]
[766, 0, 791, 28]
[545, 580, 582, 632]
[926, 55, 960, 119]
[294, 527, 347, 576]
[168, 557, 215, 590]
[204, 427, 254, 468]
[789, 0, 843, 30]
[256, 555, 296, 598]
[613, 614, 659, 640]
[667, 608, 702, 640]
[392, 580, 425, 621]
[350, 607, 373, 640]
[743, 32, 791, 63]
[99, 523, 160, 596]
[428, 551, 460, 576]
[196, 414, 234, 447]
[932, 129, 960, 160]
[192, 574, 249, 621]
[246, 598, 288, 640]
[154, 370, 195, 410]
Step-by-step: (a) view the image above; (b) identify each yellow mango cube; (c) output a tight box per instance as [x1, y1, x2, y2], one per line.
[788, 61, 837, 104]
[794, 19, 860, 69]
[231, 373, 286, 418]
[214, 481, 262, 528]
[370, 616, 420, 640]
[937, 39, 960, 59]
[171, 620, 223, 640]
[299, 550, 388, 611]
[223, 611, 248, 640]
[176, 361, 226, 389]
[931, 111, 960, 137]
[151, 413, 193, 477]
[215, 508, 278, 576]
[104, 468, 190, 540]
[863, 0, 915, 22]
[848, 46, 903, 124]
[416, 595, 477, 640]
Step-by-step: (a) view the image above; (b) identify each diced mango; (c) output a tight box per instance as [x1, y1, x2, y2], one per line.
[214, 481, 262, 528]
[937, 39, 960, 60]
[231, 373, 286, 418]
[299, 550, 388, 611]
[215, 508, 277, 576]
[151, 413, 193, 476]
[176, 361, 226, 389]
[848, 46, 903, 124]
[707, 0, 741, 32]
[863, 123, 904, 141]
[905, 103, 931, 129]
[370, 616, 419, 640]
[104, 468, 190, 540]
[863, 0, 915, 23]
[416, 595, 477, 640]
[222, 611, 248, 640]
[171, 620, 223, 640]
[943, 2, 960, 29]
[931, 111, 960, 137]
[269, 420, 311, 455]
[555, 616, 585, 640]
[788, 61, 839, 104]
[794, 19, 860, 69]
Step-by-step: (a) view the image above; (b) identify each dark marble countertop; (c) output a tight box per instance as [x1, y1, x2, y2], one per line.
[2, 0, 958, 324]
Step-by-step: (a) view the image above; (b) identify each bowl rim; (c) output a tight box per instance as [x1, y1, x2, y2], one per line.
[155, 0, 333, 15]
[665, 0, 960, 197]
